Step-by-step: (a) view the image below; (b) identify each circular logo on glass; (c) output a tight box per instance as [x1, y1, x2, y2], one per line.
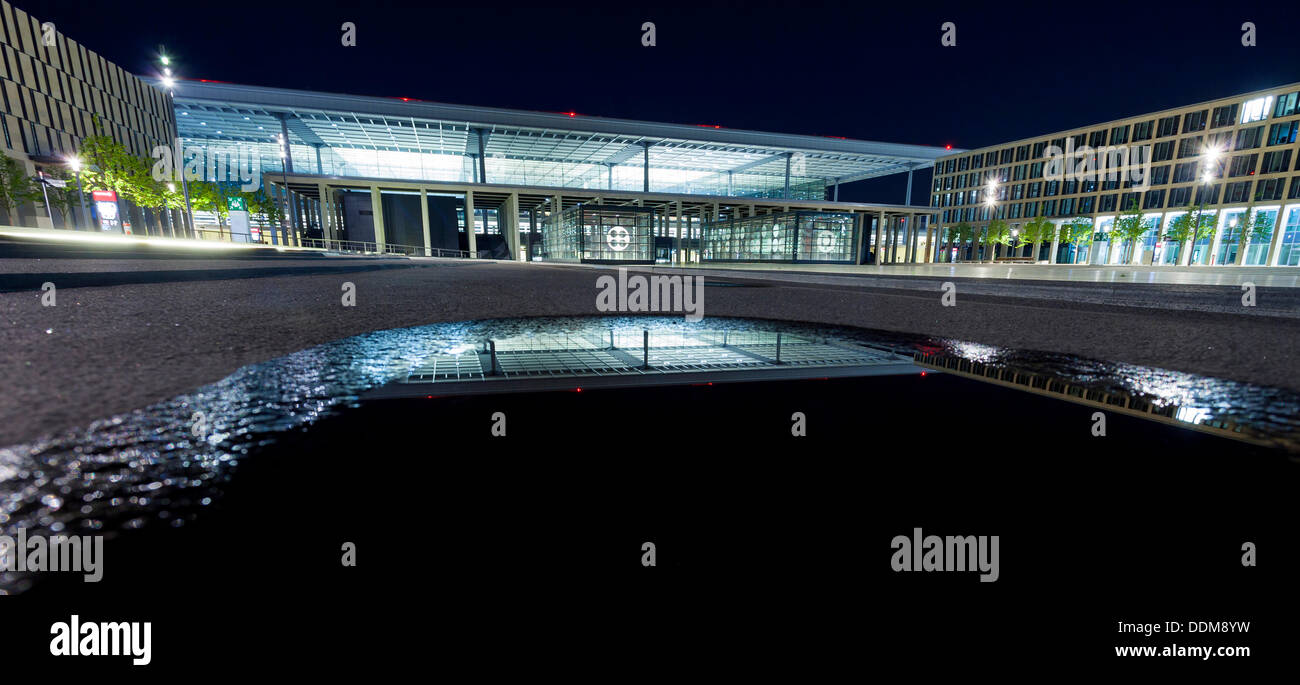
[606, 227, 631, 251]
[816, 230, 836, 253]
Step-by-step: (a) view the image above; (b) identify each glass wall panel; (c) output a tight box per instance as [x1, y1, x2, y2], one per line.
[1278, 207, 1300, 266]
[539, 204, 654, 263]
[702, 211, 858, 263]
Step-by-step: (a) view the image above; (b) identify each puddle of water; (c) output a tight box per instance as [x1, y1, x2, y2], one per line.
[2, 315, 1296, 593]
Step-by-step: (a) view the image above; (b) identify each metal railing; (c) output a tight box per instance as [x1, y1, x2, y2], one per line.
[300, 238, 469, 258]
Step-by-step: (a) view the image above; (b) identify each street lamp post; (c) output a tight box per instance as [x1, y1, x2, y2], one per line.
[69, 157, 89, 231]
[160, 54, 195, 239]
[984, 179, 998, 262]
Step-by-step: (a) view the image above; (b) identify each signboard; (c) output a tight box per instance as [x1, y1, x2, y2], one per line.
[228, 196, 252, 243]
[91, 190, 121, 233]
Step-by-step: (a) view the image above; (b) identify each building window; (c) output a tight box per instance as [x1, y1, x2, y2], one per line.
[1260, 150, 1292, 174]
[1195, 183, 1220, 205]
[1032, 141, 1047, 158]
[1183, 110, 1208, 133]
[1176, 137, 1203, 159]
[1153, 141, 1175, 162]
[1099, 194, 1117, 212]
[1255, 178, 1285, 201]
[1235, 126, 1264, 150]
[1224, 181, 1252, 203]
[1275, 92, 1299, 118]
[1169, 186, 1191, 207]
[1110, 125, 1130, 145]
[1240, 96, 1274, 124]
[1173, 161, 1199, 183]
[1142, 189, 1165, 209]
[1227, 154, 1258, 177]
[1089, 129, 1108, 147]
[1156, 115, 1181, 137]
[1266, 121, 1298, 146]
[1078, 196, 1095, 214]
[1210, 104, 1239, 128]
[1289, 177, 1300, 200]
[1132, 120, 1154, 141]
[1016, 145, 1029, 161]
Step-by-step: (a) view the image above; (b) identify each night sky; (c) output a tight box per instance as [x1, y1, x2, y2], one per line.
[21, 0, 1300, 203]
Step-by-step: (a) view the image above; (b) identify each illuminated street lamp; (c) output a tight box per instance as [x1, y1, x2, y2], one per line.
[68, 156, 90, 231]
[158, 49, 194, 238]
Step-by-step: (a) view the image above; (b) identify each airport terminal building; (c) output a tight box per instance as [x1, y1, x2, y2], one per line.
[931, 82, 1300, 266]
[166, 79, 948, 264]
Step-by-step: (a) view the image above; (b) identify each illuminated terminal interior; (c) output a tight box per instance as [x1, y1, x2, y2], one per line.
[167, 80, 949, 263]
[702, 211, 859, 264]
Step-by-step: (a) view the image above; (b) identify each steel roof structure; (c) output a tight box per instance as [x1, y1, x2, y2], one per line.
[166, 79, 957, 199]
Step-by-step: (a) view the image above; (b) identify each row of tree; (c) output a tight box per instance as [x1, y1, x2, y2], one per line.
[943, 199, 1274, 265]
[0, 118, 286, 239]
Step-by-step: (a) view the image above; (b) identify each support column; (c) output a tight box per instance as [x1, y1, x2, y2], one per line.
[1049, 219, 1061, 264]
[476, 129, 487, 184]
[1267, 204, 1290, 266]
[875, 211, 885, 264]
[465, 190, 477, 257]
[1207, 210, 1228, 266]
[315, 185, 332, 242]
[503, 192, 520, 261]
[527, 208, 536, 262]
[855, 213, 868, 264]
[909, 213, 920, 263]
[904, 165, 915, 206]
[783, 153, 792, 199]
[420, 188, 431, 256]
[674, 200, 683, 264]
[833, 178, 840, 202]
[314, 145, 324, 174]
[370, 186, 386, 253]
[642, 142, 650, 192]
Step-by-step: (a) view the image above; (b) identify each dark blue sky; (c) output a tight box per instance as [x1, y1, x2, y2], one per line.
[23, 0, 1300, 202]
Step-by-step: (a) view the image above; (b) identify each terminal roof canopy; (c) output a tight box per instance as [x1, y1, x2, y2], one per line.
[167, 80, 957, 198]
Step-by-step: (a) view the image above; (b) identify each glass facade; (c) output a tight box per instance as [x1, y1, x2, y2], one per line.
[701, 211, 858, 263]
[930, 83, 1300, 266]
[538, 204, 655, 264]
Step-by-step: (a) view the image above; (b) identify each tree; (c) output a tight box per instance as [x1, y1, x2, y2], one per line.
[1061, 217, 1094, 264]
[1019, 216, 1055, 262]
[40, 167, 81, 229]
[1111, 199, 1149, 264]
[244, 188, 284, 243]
[0, 155, 41, 226]
[1234, 207, 1274, 265]
[984, 219, 1012, 260]
[189, 181, 233, 238]
[955, 222, 974, 261]
[1165, 201, 1218, 266]
[79, 122, 141, 233]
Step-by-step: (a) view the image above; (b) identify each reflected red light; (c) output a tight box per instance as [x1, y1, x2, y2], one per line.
[945, 144, 953, 150]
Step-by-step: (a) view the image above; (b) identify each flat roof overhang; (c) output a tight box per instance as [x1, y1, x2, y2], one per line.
[167, 79, 962, 185]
